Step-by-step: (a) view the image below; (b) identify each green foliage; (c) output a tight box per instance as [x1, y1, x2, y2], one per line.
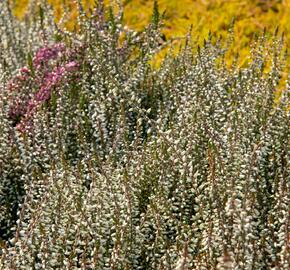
[151, 0, 160, 28]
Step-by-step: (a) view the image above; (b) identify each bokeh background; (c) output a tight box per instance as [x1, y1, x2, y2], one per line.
[11, 0, 290, 70]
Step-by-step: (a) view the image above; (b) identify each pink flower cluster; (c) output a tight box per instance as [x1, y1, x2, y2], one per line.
[7, 66, 31, 92]
[34, 61, 78, 103]
[16, 61, 79, 133]
[7, 43, 79, 133]
[7, 66, 32, 121]
[33, 43, 66, 68]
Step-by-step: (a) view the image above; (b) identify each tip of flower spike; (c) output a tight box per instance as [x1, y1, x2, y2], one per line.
[20, 66, 30, 74]
[65, 61, 79, 72]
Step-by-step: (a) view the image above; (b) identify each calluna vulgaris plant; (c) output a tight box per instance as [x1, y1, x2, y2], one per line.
[0, 0, 289, 269]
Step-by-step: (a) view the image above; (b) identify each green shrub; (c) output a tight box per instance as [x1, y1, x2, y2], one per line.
[0, 1, 289, 269]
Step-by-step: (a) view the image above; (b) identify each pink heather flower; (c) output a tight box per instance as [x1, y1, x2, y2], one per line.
[65, 61, 79, 72]
[16, 118, 33, 134]
[33, 43, 66, 68]
[8, 43, 80, 134]
[8, 99, 28, 121]
[7, 67, 31, 93]
[26, 98, 38, 113]
[16, 60, 79, 133]
[26, 66, 65, 109]
[16, 122, 26, 133]
[7, 81, 18, 92]
[20, 66, 30, 74]
[15, 74, 26, 82]
[31, 62, 78, 105]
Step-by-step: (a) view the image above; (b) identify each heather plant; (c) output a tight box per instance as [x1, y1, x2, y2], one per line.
[0, 1, 289, 269]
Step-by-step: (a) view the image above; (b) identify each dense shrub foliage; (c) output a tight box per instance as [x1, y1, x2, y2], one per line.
[0, 1, 289, 269]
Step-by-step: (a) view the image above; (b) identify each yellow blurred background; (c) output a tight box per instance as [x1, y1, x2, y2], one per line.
[11, 0, 290, 70]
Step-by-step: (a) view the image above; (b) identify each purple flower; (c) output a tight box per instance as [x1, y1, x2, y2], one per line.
[8, 99, 28, 121]
[20, 66, 30, 74]
[65, 61, 79, 72]
[29, 62, 78, 106]
[33, 43, 66, 68]
[7, 67, 30, 92]
[15, 60, 79, 133]
[27, 66, 66, 108]
[7, 41, 81, 134]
